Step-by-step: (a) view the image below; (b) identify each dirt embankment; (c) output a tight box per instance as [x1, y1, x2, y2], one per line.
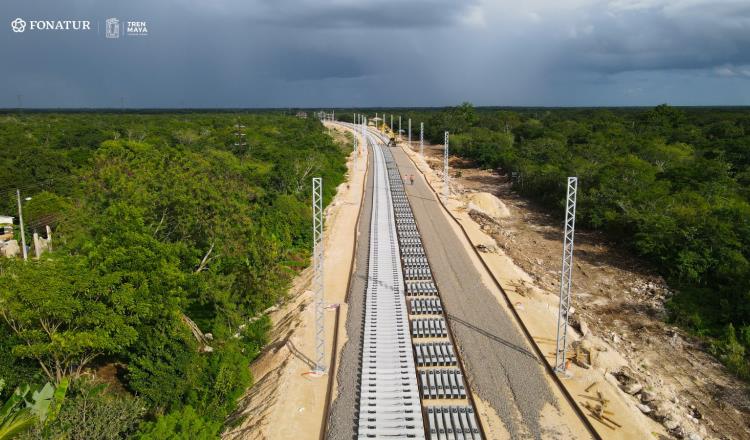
[222, 124, 367, 440]
[409, 142, 750, 440]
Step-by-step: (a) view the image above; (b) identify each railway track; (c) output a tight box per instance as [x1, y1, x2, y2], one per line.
[336, 122, 484, 440]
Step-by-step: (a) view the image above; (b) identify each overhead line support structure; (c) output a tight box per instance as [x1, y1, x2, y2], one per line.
[420, 122, 424, 157]
[443, 131, 450, 197]
[554, 177, 578, 373]
[312, 177, 326, 373]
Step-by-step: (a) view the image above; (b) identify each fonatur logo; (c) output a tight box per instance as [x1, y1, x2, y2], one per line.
[10, 18, 91, 32]
[11, 18, 25, 32]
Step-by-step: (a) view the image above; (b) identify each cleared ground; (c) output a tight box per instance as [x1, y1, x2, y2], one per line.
[326, 125, 591, 439]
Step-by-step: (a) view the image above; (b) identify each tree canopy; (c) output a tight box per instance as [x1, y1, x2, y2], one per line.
[0, 111, 347, 436]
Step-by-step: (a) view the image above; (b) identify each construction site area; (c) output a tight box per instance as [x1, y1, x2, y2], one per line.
[224, 115, 750, 440]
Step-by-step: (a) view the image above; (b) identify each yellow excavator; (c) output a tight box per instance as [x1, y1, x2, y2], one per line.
[380, 121, 397, 147]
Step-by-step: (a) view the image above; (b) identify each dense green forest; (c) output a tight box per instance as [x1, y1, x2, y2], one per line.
[348, 104, 750, 380]
[0, 112, 347, 438]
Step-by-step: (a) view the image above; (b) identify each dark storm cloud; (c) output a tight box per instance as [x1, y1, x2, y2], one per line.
[0, 0, 748, 107]
[242, 0, 481, 29]
[263, 49, 368, 81]
[560, 0, 750, 74]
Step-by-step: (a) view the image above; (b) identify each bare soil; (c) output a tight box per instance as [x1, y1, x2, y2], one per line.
[419, 143, 750, 440]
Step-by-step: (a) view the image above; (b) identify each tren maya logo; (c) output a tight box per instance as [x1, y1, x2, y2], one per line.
[105, 17, 119, 38]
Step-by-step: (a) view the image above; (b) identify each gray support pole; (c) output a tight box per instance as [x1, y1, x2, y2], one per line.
[234, 122, 247, 150]
[33, 232, 40, 259]
[46, 225, 52, 252]
[443, 131, 450, 197]
[390, 114, 393, 132]
[420, 122, 424, 157]
[353, 133, 358, 157]
[408, 118, 412, 145]
[398, 116, 401, 140]
[554, 177, 578, 373]
[312, 177, 325, 372]
[16, 189, 27, 261]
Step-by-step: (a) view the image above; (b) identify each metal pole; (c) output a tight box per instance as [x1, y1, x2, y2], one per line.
[443, 131, 450, 197]
[312, 177, 325, 372]
[16, 189, 27, 261]
[390, 114, 393, 133]
[554, 177, 578, 373]
[420, 122, 424, 157]
[353, 133, 358, 157]
[234, 121, 247, 151]
[398, 116, 401, 140]
[408, 118, 411, 145]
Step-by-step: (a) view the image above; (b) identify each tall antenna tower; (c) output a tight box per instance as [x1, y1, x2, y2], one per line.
[443, 131, 450, 197]
[554, 177, 578, 373]
[234, 120, 247, 151]
[420, 122, 424, 157]
[312, 177, 325, 373]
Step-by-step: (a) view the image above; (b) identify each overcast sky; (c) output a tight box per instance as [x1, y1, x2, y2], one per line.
[2, 0, 749, 107]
